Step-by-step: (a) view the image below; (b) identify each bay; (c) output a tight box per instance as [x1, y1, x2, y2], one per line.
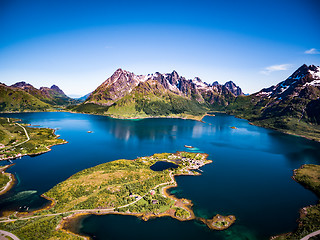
[0, 112, 319, 240]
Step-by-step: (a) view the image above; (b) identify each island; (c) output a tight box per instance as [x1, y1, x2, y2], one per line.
[0, 152, 236, 240]
[272, 164, 320, 240]
[0, 117, 67, 161]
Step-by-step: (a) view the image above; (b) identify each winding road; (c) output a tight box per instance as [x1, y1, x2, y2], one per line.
[0, 170, 177, 224]
[0, 230, 20, 240]
[0, 121, 30, 153]
[301, 230, 320, 240]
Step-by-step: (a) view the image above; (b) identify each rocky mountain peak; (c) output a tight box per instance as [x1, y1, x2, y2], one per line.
[171, 70, 179, 78]
[256, 64, 320, 100]
[86, 68, 245, 107]
[11, 81, 34, 88]
[50, 85, 66, 96]
[211, 81, 220, 87]
[224, 81, 243, 96]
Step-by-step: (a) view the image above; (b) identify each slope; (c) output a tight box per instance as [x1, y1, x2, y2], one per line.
[0, 83, 50, 112]
[227, 64, 320, 141]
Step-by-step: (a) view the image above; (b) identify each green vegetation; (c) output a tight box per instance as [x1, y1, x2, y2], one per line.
[71, 80, 207, 120]
[175, 207, 190, 219]
[226, 95, 320, 141]
[0, 117, 66, 160]
[295, 165, 320, 197]
[68, 103, 110, 114]
[44, 152, 209, 213]
[0, 152, 212, 239]
[0, 84, 50, 112]
[0, 215, 82, 240]
[0, 167, 10, 191]
[273, 164, 320, 240]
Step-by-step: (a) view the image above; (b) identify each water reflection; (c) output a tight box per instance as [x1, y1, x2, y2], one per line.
[93, 117, 202, 141]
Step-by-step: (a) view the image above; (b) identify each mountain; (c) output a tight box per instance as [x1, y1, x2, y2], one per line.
[74, 68, 243, 119]
[224, 81, 243, 96]
[227, 64, 320, 141]
[76, 93, 91, 102]
[10, 82, 79, 106]
[0, 83, 50, 112]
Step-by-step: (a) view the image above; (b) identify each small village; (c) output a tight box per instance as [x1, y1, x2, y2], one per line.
[181, 156, 207, 170]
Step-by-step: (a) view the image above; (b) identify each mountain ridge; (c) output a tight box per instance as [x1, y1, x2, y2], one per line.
[85, 68, 243, 105]
[10, 81, 79, 106]
[227, 64, 320, 141]
[73, 68, 243, 119]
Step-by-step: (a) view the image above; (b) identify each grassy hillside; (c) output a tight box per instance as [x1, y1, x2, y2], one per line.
[0, 152, 212, 239]
[0, 117, 66, 160]
[0, 215, 82, 240]
[274, 164, 320, 240]
[226, 95, 320, 142]
[72, 80, 207, 120]
[38, 87, 80, 106]
[0, 84, 50, 112]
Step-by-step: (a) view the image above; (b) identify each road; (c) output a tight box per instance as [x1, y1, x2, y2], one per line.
[0, 170, 177, 223]
[14, 123, 30, 147]
[0, 230, 20, 240]
[0, 122, 30, 153]
[301, 230, 320, 240]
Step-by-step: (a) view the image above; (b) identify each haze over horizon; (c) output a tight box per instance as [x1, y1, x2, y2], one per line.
[1, 0, 320, 97]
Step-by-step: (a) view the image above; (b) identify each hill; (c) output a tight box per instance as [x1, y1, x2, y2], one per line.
[11, 82, 80, 106]
[0, 83, 50, 112]
[71, 68, 243, 119]
[227, 64, 320, 141]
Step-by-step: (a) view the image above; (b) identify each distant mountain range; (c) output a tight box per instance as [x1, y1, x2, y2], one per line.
[227, 64, 320, 141]
[1, 65, 320, 140]
[0, 82, 80, 112]
[71, 68, 243, 119]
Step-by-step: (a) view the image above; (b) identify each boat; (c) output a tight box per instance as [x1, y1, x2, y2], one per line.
[184, 145, 193, 148]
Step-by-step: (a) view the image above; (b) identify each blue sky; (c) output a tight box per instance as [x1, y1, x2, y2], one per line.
[0, 0, 320, 96]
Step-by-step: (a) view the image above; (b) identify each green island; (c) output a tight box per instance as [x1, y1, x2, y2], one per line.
[273, 164, 320, 240]
[0, 152, 235, 240]
[0, 117, 67, 161]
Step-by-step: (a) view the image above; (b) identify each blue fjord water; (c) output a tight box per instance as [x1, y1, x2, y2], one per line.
[0, 112, 319, 240]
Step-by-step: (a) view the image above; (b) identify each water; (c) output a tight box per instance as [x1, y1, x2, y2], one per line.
[150, 161, 179, 171]
[0, 112, 319, 239]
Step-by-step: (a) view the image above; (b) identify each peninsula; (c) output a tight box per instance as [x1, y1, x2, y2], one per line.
[273, 164, 320, 240]
[0, 117, 67, 161]
[0, 152, 235, 239]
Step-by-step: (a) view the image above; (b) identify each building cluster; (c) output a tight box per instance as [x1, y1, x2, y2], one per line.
[181, 157, 206, 170]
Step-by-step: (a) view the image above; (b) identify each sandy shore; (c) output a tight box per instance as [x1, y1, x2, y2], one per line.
[0, 164, 16, 196]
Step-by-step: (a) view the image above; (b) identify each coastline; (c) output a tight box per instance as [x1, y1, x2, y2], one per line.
[11, 153, 235, 239]
[219, 111, 320, 143]
[0, 164, 16, 196]
[271, 164, 320, 240]
[2, 109, 320, 142]
[66, 110, 206, 122]
[0, 126, 68, 162]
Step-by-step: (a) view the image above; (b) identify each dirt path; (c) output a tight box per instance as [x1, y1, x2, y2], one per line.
[0, 230, 20, 240]
[301, 230, 320, 240]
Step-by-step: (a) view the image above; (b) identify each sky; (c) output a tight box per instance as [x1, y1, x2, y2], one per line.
[0, 0, 320, 97]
